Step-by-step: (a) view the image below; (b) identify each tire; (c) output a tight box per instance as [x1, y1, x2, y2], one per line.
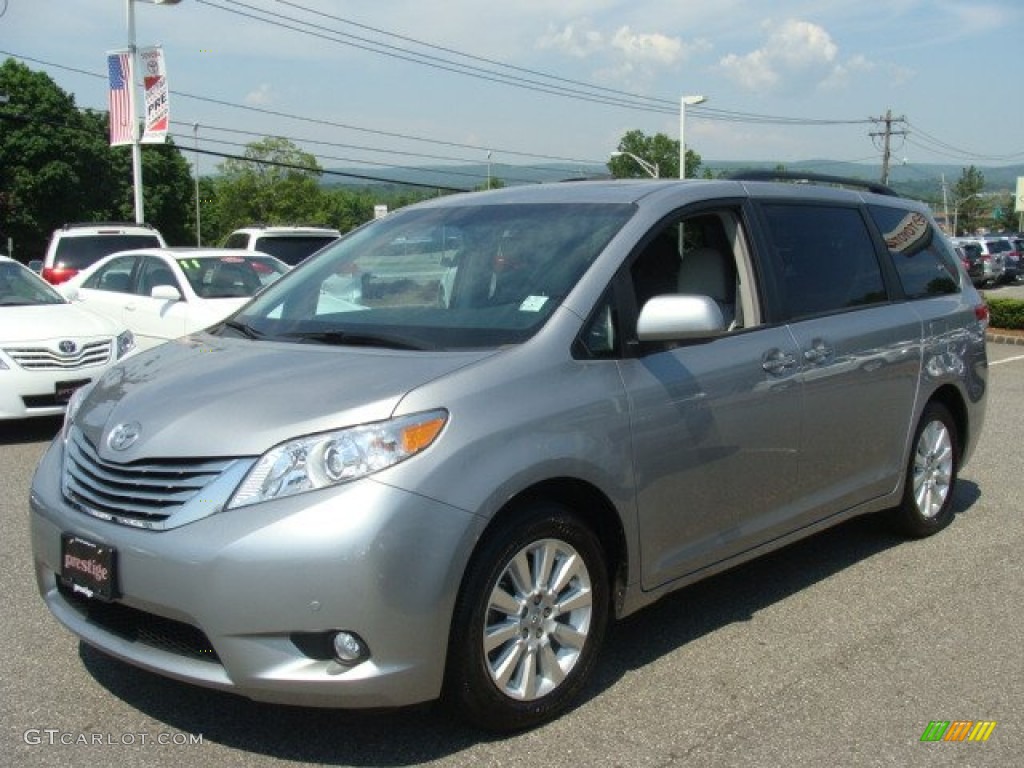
[890, 402, 959, 538]
[444, 502, 609, 732]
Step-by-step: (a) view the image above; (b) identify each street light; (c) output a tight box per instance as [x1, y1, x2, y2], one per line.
[610, 151, 659, 178]
[193, 122, 201, 245]
[951, 193, 982, 237]
[679, 94, 707, 179]
[125, 0, 182, 223]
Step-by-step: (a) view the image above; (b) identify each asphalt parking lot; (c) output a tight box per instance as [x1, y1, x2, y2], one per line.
[2, 343, 1022, 767]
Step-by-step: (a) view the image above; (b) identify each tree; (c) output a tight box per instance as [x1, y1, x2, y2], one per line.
[0, 58, 196, 257]
[953, 166, 986, 236]
[991, 192, 1019, 233]
[212, 137, 326, 232]
[607, 129, 703, 180]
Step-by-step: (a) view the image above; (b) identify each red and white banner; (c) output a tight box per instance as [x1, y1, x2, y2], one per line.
[106, 50, 133, 147]
[139, 46, 169, 144]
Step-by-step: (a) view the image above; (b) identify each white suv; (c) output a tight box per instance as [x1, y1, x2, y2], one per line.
[223, 226, 340, 266]
[41, 222, 166, 285]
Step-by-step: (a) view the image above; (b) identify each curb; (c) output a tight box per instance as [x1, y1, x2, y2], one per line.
[986, 331, 1024, 345]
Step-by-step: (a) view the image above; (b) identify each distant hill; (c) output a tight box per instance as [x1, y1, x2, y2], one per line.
[323, 160, 1024, 200]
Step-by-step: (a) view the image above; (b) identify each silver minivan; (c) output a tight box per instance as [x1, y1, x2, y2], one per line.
[30, 176, 988, 731]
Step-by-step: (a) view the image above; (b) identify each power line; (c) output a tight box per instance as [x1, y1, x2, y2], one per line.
[197, 0, 679, 114]
[196, 1, 877, 130]
[905, 121, 1024, 163]
[0, 108, 475, 191]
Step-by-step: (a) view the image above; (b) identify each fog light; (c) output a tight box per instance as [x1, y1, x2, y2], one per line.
[332, 631, 368, 664]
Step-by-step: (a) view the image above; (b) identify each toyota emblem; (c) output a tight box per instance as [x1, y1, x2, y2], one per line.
[107, 422, 142, 452]
[58, 340, 78, 355]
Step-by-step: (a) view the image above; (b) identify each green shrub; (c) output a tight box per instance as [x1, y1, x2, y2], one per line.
[985, 297, 1024, 330]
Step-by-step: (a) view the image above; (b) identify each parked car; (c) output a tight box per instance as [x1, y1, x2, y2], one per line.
[30, 175, 988, 732]
[60, 248, 288, 351]
[223, 226, 341, 267]
[0, 256, 134, 419]
[41, 222, 166, 285]
[951, 241, 985, 286]
[994, 234, 1023, 284]
[950, 236, 1007, 286]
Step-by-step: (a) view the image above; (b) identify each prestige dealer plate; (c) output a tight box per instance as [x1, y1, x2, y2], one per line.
[60, 533, 117, 601]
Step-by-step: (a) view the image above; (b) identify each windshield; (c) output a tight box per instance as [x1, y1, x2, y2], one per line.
[227, 202, 633, 350]
[178, 255, 289, 298]
[0, 260, 66, 306]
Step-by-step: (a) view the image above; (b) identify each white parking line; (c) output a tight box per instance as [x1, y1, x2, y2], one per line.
[991, 354, 1024, 366]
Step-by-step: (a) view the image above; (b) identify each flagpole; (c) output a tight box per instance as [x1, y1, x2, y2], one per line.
[126, 0, 144, 223]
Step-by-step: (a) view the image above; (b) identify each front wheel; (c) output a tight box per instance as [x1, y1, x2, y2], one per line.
[890, 402, 959, 538]
[444, 503, 609, 732]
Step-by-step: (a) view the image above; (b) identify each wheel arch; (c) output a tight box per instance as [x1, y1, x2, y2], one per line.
[926, 383, 968, 460]
[469, 477, 629, 617]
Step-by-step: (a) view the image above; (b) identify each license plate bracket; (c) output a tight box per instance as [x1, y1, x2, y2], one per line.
[55, 378, 91, 405]
[60, 533, 117, 602]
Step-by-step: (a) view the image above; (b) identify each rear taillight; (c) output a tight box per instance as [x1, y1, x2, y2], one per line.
[975, 303, 990, 328]
[41, 267, 78, 285]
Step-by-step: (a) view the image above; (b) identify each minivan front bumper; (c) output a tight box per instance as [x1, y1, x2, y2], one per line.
[29, 438, 485, 708]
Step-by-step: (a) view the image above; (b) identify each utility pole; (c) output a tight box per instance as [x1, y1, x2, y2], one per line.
[870, 109, 908, 185]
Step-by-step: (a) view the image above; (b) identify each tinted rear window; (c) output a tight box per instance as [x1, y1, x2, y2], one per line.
[53, 235, 163, 269]
[760, 203, 886, 319]
[252, 236, 338, 266]
[868, 206, 959, 298]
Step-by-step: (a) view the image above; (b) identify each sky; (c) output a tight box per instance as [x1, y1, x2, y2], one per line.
[2, 0, 1023, 189]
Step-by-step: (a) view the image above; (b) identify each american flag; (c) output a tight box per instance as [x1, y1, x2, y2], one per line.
[107, 52, 133, 146]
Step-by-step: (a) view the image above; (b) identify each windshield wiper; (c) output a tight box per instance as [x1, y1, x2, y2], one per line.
[217, 319, 265, 339]
[281, 330, 434, 350]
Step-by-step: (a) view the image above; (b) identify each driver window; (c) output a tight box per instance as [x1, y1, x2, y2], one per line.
[631, 211, 758, 332]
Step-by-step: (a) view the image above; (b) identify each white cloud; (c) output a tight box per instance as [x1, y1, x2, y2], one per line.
[537, 19, 707, 86]
[609, 26, 685, 66]
[537, 20, 606, 58]
[244, 83, 274, 106]
[718, 19, 867, 95]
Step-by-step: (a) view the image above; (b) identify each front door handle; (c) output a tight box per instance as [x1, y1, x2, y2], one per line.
[762, 349, 798, 374]
[803, 338, 833, 364]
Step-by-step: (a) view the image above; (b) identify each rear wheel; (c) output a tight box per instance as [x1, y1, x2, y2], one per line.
[890, 402, 959, 538]
[445, 502, 609, 732]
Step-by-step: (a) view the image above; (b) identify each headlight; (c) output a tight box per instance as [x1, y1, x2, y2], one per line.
[227, 409, 448, 509]
[116, 330, 136, 359]
[62, 382, 95, 444]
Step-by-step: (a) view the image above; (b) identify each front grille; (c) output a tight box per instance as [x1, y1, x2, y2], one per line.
[57, 580, 220, 663]
[4, 339, 112, 370]
[64, 429, 236, 527]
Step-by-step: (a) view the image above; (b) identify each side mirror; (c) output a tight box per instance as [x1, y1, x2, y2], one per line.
[27, 259, 43, 273]
[151, 284, 182, 301]
[62, 285, 80, 301]
[637, 294, 725, 341]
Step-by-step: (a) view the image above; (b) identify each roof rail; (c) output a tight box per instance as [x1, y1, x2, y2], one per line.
[728, 170, 898, 197]
[61, 221, 157, 230]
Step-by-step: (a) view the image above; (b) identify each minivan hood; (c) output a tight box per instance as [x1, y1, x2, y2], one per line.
[77, 333, 495, 461]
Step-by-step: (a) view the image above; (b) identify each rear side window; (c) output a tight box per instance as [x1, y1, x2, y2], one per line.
[867, 206, 959, 298]
[760, 203, 886, 319]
